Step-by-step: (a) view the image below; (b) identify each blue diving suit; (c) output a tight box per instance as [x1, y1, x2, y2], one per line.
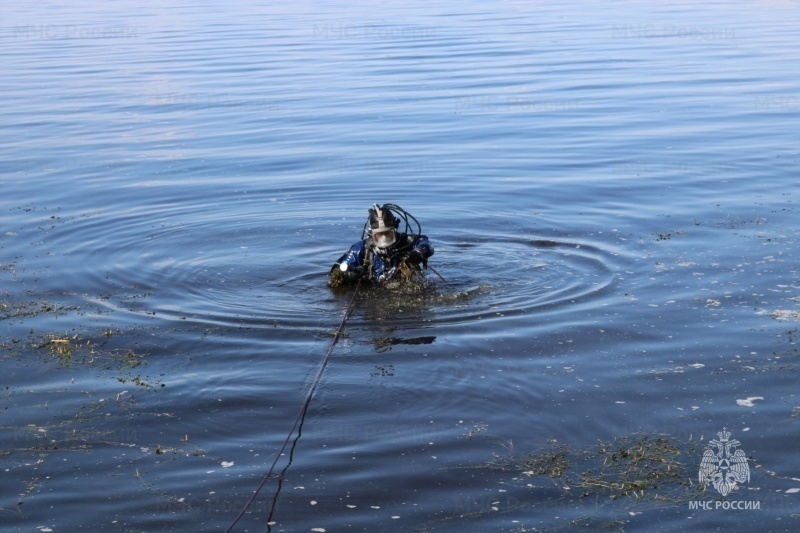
[331, 233, 434, 285]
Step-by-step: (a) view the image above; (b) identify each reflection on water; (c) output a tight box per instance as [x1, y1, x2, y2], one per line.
[371, 335, 436, 353]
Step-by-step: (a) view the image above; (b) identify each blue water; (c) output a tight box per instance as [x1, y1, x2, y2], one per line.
[2, 1, 799, 531]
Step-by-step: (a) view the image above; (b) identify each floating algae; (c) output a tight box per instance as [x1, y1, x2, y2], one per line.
[486, 433, 707, 505]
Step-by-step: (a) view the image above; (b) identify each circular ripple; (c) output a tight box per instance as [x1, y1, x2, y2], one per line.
[28, 194, 623, 335]
[330, 233, 623, 329]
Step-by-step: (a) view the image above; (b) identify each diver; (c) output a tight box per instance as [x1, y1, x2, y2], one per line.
[329, 203, 434, 288]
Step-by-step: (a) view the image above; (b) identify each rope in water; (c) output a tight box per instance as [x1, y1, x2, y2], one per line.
[427, 264, 447, 284]
[225, 277, 362, 532]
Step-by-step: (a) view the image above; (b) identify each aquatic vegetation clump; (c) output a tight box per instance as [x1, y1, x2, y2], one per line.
[586, 435, 697, 502]
[42, 336, 77, 364]
[489, 439, 570, 480]
[0, 297, 79, 322]
[327, 267, 346, 288]
[488, 433, 707, 506]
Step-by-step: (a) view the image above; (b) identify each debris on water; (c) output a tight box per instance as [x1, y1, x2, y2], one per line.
[736, 397, 764, 407]
[772, 309, 800, 321]
[487, 433, 704, 505]
[465, 423, 488, 439]
[221, 461, 234, 468]
[786, 488, 800, 494]
[370, 364, 395, 376]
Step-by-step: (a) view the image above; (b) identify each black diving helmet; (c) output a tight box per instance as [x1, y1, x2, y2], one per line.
[368, 204, 399, 249]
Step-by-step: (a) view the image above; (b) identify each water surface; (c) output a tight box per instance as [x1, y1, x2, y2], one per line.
[2, 1, 799, 531]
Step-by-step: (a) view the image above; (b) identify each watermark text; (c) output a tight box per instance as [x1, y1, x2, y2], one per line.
[612, 24, 736, 41]
[313, 23, 437, 40]
[689, 500, 761, 510]
[13, 25, 138, 39]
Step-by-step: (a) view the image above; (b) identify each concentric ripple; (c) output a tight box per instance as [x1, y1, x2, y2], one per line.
[332, 233, 624, 330]
[9, 194, 624, 338]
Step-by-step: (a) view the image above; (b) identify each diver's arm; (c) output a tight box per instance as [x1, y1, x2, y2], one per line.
[407, 235, 434, 267]
[331, 241, 366, 282]
[411, 235, 433, 258]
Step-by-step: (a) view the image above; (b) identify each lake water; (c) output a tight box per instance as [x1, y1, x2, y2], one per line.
[2, 0, 799, 531]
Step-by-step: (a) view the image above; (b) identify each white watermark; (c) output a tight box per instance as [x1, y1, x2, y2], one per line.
[612, 158, 695, 177]
[689, 500, 761, 510]
[699, 428, 750, 496]
[689, 428, 761, 511]
[612, 24, 736, 41]
[149, 94, 283, 112]
[13, 25, 138, 39]
[754, 95, 798, 111]
[313, 23, 437, 40]
[455, 95, 581, 114]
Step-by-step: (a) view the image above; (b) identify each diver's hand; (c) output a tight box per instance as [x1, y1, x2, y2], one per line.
[407, 249, 426, 268]
[341, 264, 362, 282]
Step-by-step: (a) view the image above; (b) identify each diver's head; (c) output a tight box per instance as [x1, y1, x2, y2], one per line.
[368, 204, 399, 250]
